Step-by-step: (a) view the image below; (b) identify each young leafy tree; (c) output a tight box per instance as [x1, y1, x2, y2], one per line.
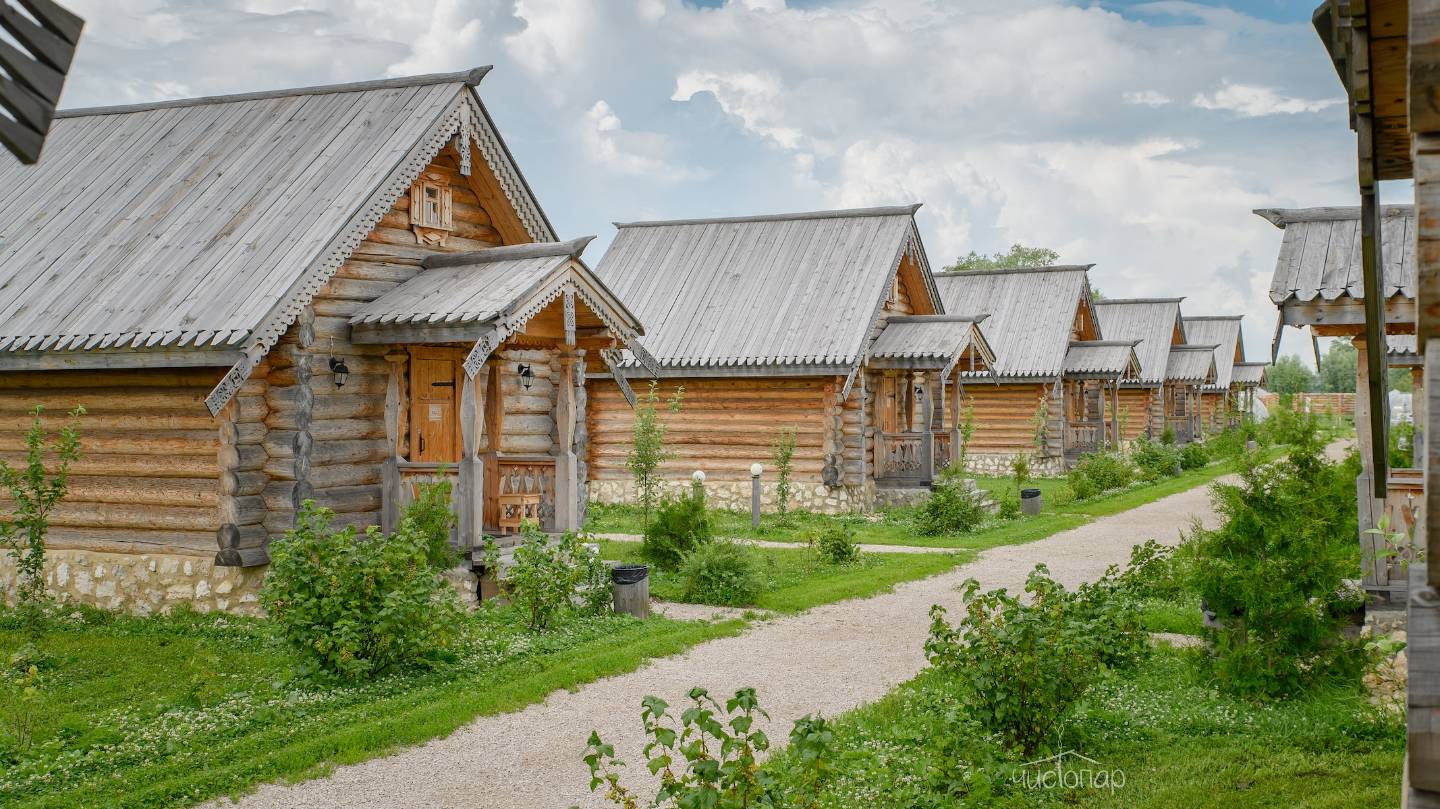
[1319, 338, 1357, 393]
[0, 406, 83, 608]
[944, 243, 1057, 272]
[626, 380, 684, 530]
[1268, 355, 1317, 394]
[772, 426, 798, 520]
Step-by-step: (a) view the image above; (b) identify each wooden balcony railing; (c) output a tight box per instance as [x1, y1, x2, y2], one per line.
[1064, 421, 1102, 455]
[876, 431, 929, 486]
[933, 432, 952, 470]
[494, 455, 556, 535]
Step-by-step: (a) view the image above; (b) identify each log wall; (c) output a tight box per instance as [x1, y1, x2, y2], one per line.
[1109, 387, 1156, 441]
[0, 368, 228, 556]
[958, 382, 1049, 452]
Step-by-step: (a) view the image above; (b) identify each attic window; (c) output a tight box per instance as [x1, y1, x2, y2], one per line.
[409, 171, 454, 246]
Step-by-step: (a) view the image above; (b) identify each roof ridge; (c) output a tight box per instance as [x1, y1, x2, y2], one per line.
[1174, 344, 1221, 351]
[422, 236, 593, 269]
[1070, 339, 1139, 346]
[1253, 204, 1413, 227]
[1183, 315, 1244, 321]
[57, 67, 492, 118]
[613, 203, 922, 229]
[1095, 297, 1184, 304]
[933, 265, 1093, 277]
[885, 314, 989, 323]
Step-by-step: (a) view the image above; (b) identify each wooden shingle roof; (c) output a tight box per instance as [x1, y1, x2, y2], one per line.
[932, 266, 1095, 379]
[1232, 362, 1268, 387]
[1166, 345, 1218, 384]
[1093, 298, 1185, 385]
[1182, 316, 1245, 391]
[0, 68, 557, 412]
[868, 315, 995, 375]
[1255, 206, 1414, 304]
[594, 205, 937, 374]
[1063, 340, 1141, 379]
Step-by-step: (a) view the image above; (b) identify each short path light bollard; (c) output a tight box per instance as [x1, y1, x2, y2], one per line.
[750, 462, 763, 529]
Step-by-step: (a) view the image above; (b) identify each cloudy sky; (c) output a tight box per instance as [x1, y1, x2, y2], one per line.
[50, 0, 1397, 361]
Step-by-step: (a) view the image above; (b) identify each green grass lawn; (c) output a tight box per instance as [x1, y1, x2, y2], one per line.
[596, 539, 967, 613]
[763, 647, 1403, 808]
[0, 606, 746, 809]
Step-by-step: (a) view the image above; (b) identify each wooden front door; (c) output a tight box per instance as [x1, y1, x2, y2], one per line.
[409, 347, 463, 463]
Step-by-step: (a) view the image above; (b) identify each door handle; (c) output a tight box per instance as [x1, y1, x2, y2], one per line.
[419, 435, 426, 454]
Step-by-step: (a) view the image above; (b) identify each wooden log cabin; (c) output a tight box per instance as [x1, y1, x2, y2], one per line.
[1091, 298, 1192, 443]
[0, 68, 650, 614]
[585, 205, 995, 513]
[930, 266, 1137, 474]
[1163, 344, 1219, 443]
[1180, 315, 1248, 436]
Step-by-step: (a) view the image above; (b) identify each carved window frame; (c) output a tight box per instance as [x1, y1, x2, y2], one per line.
[410, 170, 454, 246]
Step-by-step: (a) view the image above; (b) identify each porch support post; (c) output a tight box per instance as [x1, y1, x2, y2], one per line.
[1415, 366, 1426, 468]
[1110, 380, 1121, 448]
[949, 367, 963, 469]
[553, 350, 580, 533]
[919, 371, 934, 483]
[934, 369, 947, 469]
[457, 369, 484, 552]
[1355, 336, 1384, 550]
[381, 351, 406, 533]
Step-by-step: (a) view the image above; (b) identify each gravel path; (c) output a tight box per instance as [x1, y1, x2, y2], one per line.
[211, 478, 1229, 809]
[596, 531, 960, 554]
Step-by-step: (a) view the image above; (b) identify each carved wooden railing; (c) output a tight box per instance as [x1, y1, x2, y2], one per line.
[876, 432, 927, 485]
[493, 455, 556, 534]
[1064, 421, 1102, 455]
[933, 432, 952, 470]
[1165, 417, 1193, 445]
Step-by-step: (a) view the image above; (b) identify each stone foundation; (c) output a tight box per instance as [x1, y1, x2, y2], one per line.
[587, 478, 871, 515]
[953, 452, 1065, 478]
[1, 548, 265, 616]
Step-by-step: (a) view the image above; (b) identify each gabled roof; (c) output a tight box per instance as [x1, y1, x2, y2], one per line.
[868, 315, 995, 376]
[932, 266, 1095, 379]
[0, 68, 557, 413]
[1254, 206, 1414, 304]
[1063, 340, 1141, 379]
[1232, 362, 1268, 387]
[1183, 316, 1245, 390]
[594, 204, 937, 378]
[1093, 298, 1185, 385]
[1166, 345, 1219, 384]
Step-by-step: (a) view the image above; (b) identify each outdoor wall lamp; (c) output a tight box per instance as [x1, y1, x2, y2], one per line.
[517, 363, 534, 390]
[328, 356, 350, 388]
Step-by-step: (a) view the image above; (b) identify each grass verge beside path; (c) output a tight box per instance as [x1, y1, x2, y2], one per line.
[0, 609, 745, 809]
[763, 647, 1402, 808]
[597, 540, 967, 613]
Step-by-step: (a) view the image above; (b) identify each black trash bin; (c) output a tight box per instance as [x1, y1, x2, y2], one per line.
[612, 564, 650, 618]
[1020, 487, 1043, 516]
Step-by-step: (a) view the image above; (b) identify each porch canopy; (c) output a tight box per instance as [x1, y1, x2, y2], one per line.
[868, 315, 996, 375]
[1166, 345, 1219, 385]
[349, 237, 650, 543]
[1063, 340, 1141, 381]
[1232, 362, 1268, 388]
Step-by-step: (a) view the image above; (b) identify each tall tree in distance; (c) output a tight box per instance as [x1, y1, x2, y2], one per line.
[1318, 339, 1357, 393]
[1267, 356, 1317, 394]
[944, 244, 1058, 272]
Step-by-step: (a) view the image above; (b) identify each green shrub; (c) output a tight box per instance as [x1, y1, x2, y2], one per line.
[260, 500, 463, 681]
[1186, 415, 1368, 698]
[925, 565, 1103, 755]
[679, 541, 763, 606]
[996, 492, 1021, 520]
[773, 426, 798, 521]
[1131, 437, 1182, 482]
[1207, 424, 1263, 461]
[408, 476, 457, 570]
[812, 523, 860, 566]
[1179, 440, 1209, 470]
[1161, 424, 1176, 445]
[503, 528, 611, 631]
[1067, 451, 1134, 499]
[582, 687, 834, 808]
[1, 405, 83, 612]
[641, 486, 713, 570]
[915, 480, 987, 535]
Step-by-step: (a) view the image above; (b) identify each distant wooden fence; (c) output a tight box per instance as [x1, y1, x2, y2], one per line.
[1260, 392, 1354, 420]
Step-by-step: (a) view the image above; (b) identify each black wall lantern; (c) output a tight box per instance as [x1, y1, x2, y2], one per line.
[516, 363, 534, 391]
[328, 356, 350, 388]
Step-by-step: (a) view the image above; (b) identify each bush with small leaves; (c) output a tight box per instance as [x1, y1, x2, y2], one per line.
[915, 480, 987, 536]
[1131, 437, 1182, 482]
[642, 486, 713, 571]
[504, 527, 611, 631]
[0, 405, 83, 615]
[1066, 451, 1134, 500]
[582, 687, 834, 808]
[259, 500, 463, 681]
[996, 492, 1021, 520]
[680, 540, 763, 606]
[811, 523, 860, 566]
[1179, 440, 1209, 470]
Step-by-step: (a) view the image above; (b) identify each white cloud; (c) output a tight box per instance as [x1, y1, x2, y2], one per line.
[1123, 90, 1172, 107]
[580, 100, 709, 183]
[672, 70, 806, 150]
[1192, 81, 1342, 117]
